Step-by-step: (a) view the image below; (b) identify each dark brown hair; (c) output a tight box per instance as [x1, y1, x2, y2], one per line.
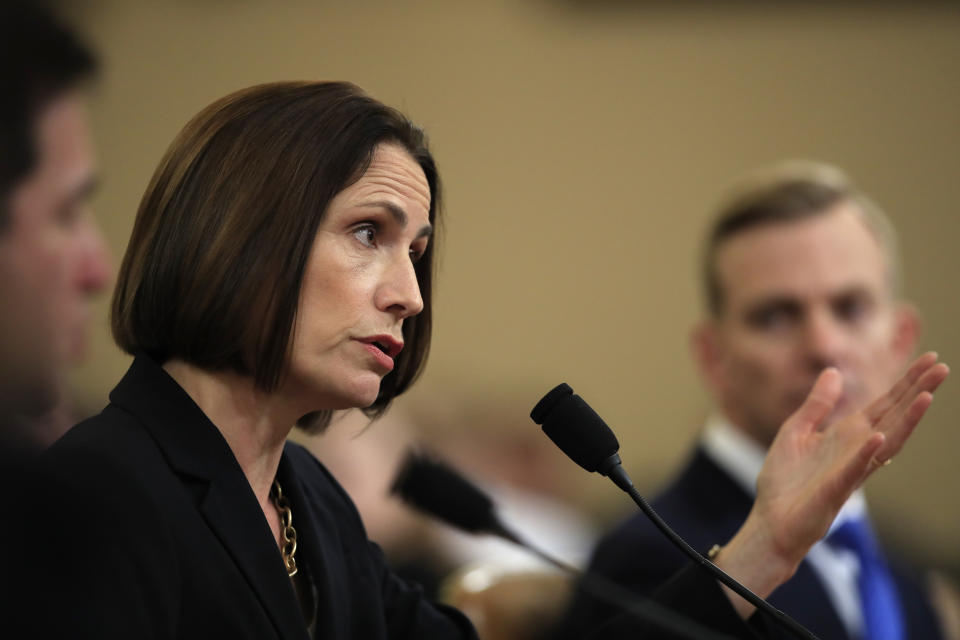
[0, 1, 97, 229]
[111, 81, 440, 429]
[702, 161, 899, 316]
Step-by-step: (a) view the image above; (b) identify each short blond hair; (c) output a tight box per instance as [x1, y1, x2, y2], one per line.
[702, 160, 901, 315]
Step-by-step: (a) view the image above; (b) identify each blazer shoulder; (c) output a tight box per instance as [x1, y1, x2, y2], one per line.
[42, 403, 184, 530]
[34, 406, 182, 636]
[48, 403, 158, 465]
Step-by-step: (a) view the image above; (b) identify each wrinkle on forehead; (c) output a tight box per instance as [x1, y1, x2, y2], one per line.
[351, 144, 431, 218]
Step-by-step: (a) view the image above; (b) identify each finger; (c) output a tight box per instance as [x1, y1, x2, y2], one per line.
[916, 362, 950, 395]
[864, 352, 939, 423]
[880, 361, 949, 436]
[876, 391, 933, 459]
[791, 368, 842, 434]
[829, 432, 885, 504]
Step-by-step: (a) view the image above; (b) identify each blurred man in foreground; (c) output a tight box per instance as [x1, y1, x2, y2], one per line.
[564, 162, 947, 639]
[1, 3, 109, 629]
[0, 1, 109, 445]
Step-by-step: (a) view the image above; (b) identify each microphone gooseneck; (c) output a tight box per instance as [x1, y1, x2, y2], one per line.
[391, 450, 737, 640]
[531, 383, 820, 640]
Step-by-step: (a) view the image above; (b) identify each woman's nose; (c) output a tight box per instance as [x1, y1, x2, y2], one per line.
[377, 252, 423, 319]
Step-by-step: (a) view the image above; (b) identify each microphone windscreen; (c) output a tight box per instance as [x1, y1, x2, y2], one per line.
[530, 383, 620, 473]
[391, 451, 500, 535]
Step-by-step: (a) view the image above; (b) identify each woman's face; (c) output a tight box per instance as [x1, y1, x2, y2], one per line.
[285, 143, 432, 413]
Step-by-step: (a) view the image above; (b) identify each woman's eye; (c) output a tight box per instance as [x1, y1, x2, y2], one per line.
[409, 247, 426, 263]
[353, 224, 377, 248]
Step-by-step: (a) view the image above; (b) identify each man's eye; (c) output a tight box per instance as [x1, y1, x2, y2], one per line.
[353, 224, 377, 248]
[748, 306, 797, 331]
[834, 296, 869, 323]
[57, 204, 82, 227]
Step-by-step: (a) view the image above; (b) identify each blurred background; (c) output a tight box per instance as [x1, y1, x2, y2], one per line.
[59, 0, 959, 583]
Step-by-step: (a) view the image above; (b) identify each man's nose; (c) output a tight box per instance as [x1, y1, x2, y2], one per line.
[76, 217, 111, 294]
[802, 308, 845, 368]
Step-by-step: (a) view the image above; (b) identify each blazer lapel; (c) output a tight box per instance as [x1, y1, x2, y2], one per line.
[275, 449, 349, 639]
[109, 355, 311, 640]
[199, 475, 312, 640]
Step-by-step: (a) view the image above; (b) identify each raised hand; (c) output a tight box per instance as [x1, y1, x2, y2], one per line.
[713, 352, 949, 617]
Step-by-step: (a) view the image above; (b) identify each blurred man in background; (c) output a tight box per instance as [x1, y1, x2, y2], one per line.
[563, 161, 949, 639]
[0, 1, 109, 446]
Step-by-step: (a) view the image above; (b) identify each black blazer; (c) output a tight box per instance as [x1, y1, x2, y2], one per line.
[34, 358, 824, 640]
[561, 447, 945, 640]
[40, 355, 476, 639]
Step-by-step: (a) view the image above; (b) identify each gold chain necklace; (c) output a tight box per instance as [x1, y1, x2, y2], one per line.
[270, 479, 298, 577]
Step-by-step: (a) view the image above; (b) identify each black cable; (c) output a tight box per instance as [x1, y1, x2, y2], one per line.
[392, 451, 737, 640]
[492, 521, 739, 640]
[606, 465, 819, 640]
[531, 382, 820, 640]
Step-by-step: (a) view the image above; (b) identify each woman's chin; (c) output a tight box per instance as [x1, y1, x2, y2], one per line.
[336, 378, 383, 410]
[289, 370, 383, 412]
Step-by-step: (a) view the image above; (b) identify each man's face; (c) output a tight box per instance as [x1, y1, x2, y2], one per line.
[698, 202, 915, 447]
[0, 90, 109, 417]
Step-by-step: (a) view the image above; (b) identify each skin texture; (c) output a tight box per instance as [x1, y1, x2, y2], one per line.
[694, 202, 919, 447]
[164, 142, 432, 546]
[284, 142, 432, 414]
[0, 90, 110, 421]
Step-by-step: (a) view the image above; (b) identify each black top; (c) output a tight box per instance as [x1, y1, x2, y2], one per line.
[40, 354, 476, 639]
[35, 355, 777, 639]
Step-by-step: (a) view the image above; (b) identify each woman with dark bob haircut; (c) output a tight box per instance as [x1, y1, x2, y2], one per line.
[42, 82, 948, 640]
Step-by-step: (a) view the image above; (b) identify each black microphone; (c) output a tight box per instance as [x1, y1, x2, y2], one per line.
[531, 383, 633, 493]
[391, 450, 737, 640]
[531, 383, 820, 640]
[390, 451, 522, 545]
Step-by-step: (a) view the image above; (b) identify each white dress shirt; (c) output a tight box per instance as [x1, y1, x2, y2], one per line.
[701, 415, 867, 638]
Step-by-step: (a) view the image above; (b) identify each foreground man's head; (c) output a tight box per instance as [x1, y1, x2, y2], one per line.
[0, 2, 109, 433]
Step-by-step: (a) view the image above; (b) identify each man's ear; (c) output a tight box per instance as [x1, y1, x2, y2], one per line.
[691, 321, 725, 394]
[891, 302, 921, 364]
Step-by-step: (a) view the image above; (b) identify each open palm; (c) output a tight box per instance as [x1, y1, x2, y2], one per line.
[754, 352, 949, 564]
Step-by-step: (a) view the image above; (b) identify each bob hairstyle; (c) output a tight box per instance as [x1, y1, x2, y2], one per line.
[112, 81, 440, 430]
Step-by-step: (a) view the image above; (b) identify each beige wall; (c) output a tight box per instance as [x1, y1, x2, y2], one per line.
[69, 1, 960, 566]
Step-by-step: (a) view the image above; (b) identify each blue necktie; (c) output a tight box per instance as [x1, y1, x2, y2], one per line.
[826, 518, 905, 640]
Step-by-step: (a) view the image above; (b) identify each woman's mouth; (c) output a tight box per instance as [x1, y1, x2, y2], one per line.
[355, 335, 403, 372]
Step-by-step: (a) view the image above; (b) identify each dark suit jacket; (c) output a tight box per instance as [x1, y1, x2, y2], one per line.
[561, 447, 945, 640]
[39, 355, 477, 639]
